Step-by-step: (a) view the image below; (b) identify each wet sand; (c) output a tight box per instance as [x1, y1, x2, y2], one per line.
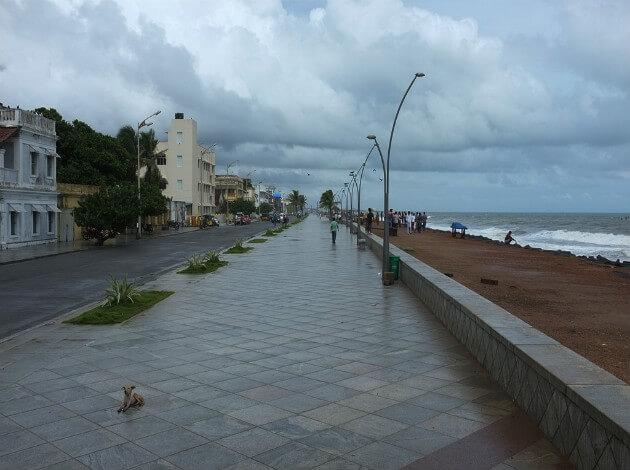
[372, 226, 630, 382]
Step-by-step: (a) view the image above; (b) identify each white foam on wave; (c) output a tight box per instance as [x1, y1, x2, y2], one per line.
[427, 223, 630, 261]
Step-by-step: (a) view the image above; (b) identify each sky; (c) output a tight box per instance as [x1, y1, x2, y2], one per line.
[1, 0, 629, 212]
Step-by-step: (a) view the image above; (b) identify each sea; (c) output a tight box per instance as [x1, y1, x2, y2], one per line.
[423, 212, 630, 262]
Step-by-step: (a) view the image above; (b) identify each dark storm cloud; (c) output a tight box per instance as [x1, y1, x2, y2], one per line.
[1, 0, 628, 211]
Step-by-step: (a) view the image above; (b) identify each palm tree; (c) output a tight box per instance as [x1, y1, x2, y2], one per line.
[298, 194, 307, 214]
[319, 189, 334, 219]
[139, 129, 168, 189]
[117, 126, 167, 189]
[287, 190, 301, 215]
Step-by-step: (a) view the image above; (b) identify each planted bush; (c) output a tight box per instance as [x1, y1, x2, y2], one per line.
[179, 251, 228, 274]
[226, 238, 253, 254]
[249, 238, 267, 243]
[105, 277, 140, 306]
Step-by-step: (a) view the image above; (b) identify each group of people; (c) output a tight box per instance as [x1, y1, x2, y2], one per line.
[385, 209, 428, 235]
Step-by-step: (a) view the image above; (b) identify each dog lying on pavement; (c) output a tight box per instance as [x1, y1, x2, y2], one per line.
[118, 384, 144, 412]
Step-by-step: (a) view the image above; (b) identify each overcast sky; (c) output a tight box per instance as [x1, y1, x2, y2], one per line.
[1, 0, 629, 212]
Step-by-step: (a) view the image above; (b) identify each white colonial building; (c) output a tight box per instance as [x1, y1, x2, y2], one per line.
[0, 106, 60, 249]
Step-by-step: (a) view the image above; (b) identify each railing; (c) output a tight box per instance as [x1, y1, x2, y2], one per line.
[0, 167, 18, 185]
[0, 108, 55, 136]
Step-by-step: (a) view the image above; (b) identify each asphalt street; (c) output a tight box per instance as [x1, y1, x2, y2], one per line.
[0, 222, 271, 339]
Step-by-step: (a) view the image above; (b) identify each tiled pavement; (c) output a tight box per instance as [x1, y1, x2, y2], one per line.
[0, 217, 570, 469]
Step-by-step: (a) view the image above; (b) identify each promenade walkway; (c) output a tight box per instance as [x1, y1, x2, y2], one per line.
[0, 217, 569, 469]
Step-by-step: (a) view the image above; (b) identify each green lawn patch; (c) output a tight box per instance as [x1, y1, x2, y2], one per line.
[249, 238, 267, 243]
[65, 291, 174, 325]
[178, 259, 228, 274]
[226, 245, 253, 254]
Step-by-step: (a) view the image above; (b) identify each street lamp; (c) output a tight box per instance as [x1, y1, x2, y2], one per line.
[349, 171, 359, 234]
[136, 110, 161, 239]
[354, 144, 378, 245]
[225, 160, 238, 223]
[369, 71, 425, 284]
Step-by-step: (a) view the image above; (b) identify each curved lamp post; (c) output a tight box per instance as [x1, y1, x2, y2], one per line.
[225, 160, 238, 223]
[369, 72, 425, 283]
[137, 110, 161, 239]
[354, 143, 378, 244]
[349, 171, 360, 235]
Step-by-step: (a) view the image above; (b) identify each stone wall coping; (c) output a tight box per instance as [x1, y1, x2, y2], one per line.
[363, 228, 630, 448]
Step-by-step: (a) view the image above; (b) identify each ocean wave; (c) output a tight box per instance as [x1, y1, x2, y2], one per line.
[427, 223, 630, 261]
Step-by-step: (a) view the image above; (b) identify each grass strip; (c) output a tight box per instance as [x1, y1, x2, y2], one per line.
[249, 238, 267, 243]
[65, 291, 174, 325]
[226, 245, 253, 254]
[178, 259, 229, 274]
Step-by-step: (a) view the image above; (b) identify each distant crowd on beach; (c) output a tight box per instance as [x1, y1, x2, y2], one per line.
[356, 208, 428, 236]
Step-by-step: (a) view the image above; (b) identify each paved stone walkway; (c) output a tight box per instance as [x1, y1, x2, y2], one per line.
[0, 217, 569, 469]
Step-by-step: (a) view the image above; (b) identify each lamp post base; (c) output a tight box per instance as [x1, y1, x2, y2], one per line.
[382, 272, 394, 286]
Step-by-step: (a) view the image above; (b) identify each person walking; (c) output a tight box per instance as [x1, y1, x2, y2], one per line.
[422, 212, 427, 230]
[415, 212, 422, 233]
[330, 218, 339, 244]
[406, 212, 414, 234]
[366, 208, 374, 233]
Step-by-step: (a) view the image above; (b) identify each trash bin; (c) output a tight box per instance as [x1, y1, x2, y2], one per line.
[389, 255, 400, 280]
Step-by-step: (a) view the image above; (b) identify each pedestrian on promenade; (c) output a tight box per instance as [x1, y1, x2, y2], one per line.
[422, 212, 427, 230]
[406, 212, 415, 234]
[415, 212, 422, 232]
[330, 218, 339, 243]
[366, 208, 374, 233]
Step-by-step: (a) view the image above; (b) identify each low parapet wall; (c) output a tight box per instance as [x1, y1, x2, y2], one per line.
[362, 229, 629, 470]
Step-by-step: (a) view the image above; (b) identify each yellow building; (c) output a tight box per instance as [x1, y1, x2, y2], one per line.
[57, 183, 98, 242]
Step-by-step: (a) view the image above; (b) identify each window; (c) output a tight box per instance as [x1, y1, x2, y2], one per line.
[31, 152, 38, 176]
[46, 155, 54, 177]
[176, 132, 183, 144]
[157, 156, 166, 165]
[176, 179, 183, 191]
[10, 211, 18, 236]
[176, 155, 183, 168]
[32, 211, 39, 234]
[48, 211, 54, 233]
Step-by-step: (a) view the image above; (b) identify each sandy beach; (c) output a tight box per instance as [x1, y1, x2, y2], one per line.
[372, 226, 630, 383]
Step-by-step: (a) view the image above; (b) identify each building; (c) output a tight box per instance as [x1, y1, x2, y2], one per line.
[156, 113, 216, 219]
[0, 106, 60, 249]
[57, 183, 98, 242]
[214, 174, 245, 211]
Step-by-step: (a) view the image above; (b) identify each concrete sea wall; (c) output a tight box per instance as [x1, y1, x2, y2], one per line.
[362, 228, 629, 470]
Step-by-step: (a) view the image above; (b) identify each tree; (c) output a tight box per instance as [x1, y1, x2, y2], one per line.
[228, 198, 256, 215]
[140, 180, 168, 217]
[287, 190, 305, 215]
[117, 126, 168, 190]
[35, 107, 135, 186]
[74, 184, 139, 246]
[298, 195, 307, 214]
[258, 202, 272, 215]
[319, 189, 335, 218]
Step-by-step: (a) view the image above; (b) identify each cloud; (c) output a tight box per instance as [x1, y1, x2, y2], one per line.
[0, 0, 628, 211]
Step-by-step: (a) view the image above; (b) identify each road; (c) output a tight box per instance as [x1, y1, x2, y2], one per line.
[0, 223, 270, 339]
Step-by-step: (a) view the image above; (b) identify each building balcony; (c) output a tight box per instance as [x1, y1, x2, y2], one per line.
[0, 108, 56, 137]
[0, 167, 18, 187]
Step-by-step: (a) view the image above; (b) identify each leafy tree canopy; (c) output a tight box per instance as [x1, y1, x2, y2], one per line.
[35, 107, 136, 186]
[258, 202, 272, 214]
[319, 189, 335, 217]
[74, 183, 138, 245]
[228, 198, 256, 215]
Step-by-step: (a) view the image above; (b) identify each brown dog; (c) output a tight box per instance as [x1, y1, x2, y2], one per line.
[117, 385, 144, 413]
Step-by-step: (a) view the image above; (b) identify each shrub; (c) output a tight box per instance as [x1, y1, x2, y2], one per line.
[178, 252, 228, 274]
[104, 276, 140, 306]
[264, 229, 277, 237]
